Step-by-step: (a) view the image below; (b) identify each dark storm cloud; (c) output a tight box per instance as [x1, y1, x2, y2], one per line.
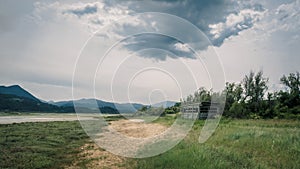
[58, 0, 265, 61]
[122, 33, 196, 60]
[118, 0, 265, 49]
[65, 4, 98, 17]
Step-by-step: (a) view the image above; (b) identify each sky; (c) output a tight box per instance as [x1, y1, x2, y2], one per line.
[0, 0, 299, 104]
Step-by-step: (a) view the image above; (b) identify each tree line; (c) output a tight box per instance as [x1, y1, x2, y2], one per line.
[181, 71, 300, 119]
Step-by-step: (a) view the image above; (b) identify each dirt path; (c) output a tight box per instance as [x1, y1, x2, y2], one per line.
[67, 119, 167, 169]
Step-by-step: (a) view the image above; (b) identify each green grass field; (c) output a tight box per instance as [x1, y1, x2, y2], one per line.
[135, 118, 300, 169]
[0, 121, 89, 169]
[0, 118, 299, 169]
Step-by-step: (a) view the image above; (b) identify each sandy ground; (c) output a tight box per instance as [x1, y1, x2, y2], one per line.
[67, 119, 168, 168]
[66, 141, 127, 169]
[109, 119, 167, 138]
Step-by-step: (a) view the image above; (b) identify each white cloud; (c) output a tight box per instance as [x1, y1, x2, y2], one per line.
[174, 43, 191, 52]
[208, 0, 300, 89]
[252, 0, 300, 35]
[31, 1, 134, 34]
[209, 8, 265, 40]
[273, 0, 300, 31]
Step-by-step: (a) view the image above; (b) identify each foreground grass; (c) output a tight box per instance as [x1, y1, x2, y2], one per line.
[133, 118, 300, 169]
[0, 121, 89, 169]
[0, 118, 299, 169]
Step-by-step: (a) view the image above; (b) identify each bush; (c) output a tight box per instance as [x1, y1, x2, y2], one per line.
[229, 102, 248, 118]
[290, 106, 300, 114]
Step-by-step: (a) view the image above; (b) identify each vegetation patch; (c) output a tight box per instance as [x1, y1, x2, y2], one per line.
[130, 118, 300, 169]
[0, 121, 89, 169]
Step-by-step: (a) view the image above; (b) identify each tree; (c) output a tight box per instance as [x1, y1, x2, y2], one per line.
[224, 82, 243, 117]
[242, 70, 268, 115]
[280, 72, 300, 108]
[182, 87, 211, 104]
[193, 87, 211, 102]
[140, 106, 148, 112]
[242, 70, 268, 103]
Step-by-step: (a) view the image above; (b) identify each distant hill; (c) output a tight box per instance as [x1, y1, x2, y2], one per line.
[51, 99, 145, 113]
[0, 84, 146, 113]
[0, 85, 39, 102]
[151, 101, 178, 108]
[0, 93, 66, 112]
[0, 85, 87, 113]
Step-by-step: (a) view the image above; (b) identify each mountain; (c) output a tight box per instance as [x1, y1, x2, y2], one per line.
[52, 98, 114, 108]
[0, 93, 66, 112]
[0, 85, 73, 113]
[151, 101, 178, 108]
[0, 85, 39, 102]
[51, 99, 145, 113]
[113, 102, 145, 113]
[0, 84, 145, 113]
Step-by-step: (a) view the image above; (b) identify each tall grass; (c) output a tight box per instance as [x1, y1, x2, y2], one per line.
[0, 121, 89, 169]
[132, 119, 300, 169]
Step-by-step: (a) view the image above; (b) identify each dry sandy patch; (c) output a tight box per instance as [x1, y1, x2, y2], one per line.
[67, 119, 168, 168]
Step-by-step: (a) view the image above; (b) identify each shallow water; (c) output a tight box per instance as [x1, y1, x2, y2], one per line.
[0, 114, 94, 124]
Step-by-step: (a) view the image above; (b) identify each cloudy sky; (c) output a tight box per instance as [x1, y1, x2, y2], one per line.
[0, 0, 299, 104]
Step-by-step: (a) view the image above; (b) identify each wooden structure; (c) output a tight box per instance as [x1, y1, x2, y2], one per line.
[181, 101, 219, 119]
